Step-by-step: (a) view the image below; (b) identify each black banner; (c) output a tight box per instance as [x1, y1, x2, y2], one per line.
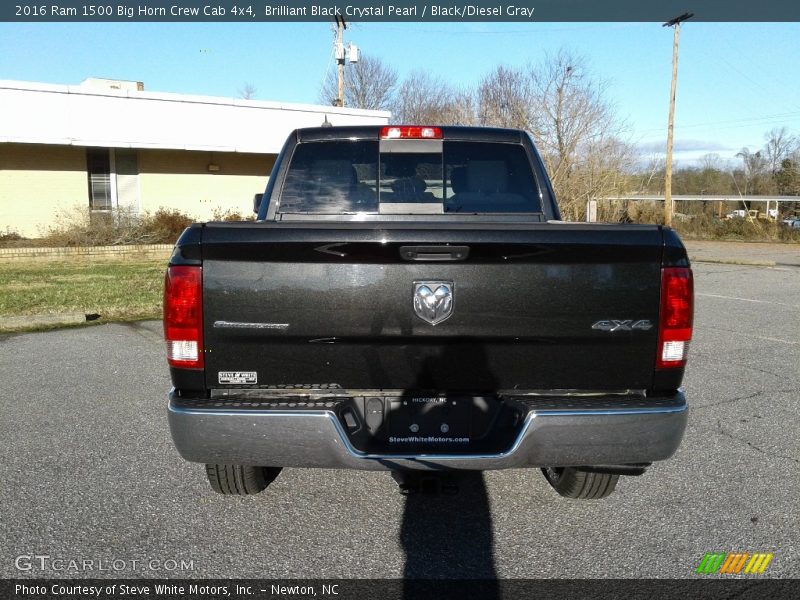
[4, 579, 800, 600]
[3, 1, 800, 22]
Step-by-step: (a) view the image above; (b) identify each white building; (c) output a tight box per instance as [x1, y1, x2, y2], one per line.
[0, 79, 390, 237]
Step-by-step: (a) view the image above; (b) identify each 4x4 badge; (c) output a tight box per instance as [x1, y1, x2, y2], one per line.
[413, 282, 454, 325]
[591, 319, 653, 332]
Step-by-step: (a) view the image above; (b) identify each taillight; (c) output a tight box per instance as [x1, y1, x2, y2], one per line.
[380, 126, 442, 139]
[163, 265, 204, 369]
[656, 267, 693, 369]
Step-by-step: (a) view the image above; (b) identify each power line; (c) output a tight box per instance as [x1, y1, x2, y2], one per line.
[714, 32, 800, 114]
[371, 23, 637, 35]
[634, 110, 800, 135]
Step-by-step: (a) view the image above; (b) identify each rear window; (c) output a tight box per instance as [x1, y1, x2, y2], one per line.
[444, 142, 540, 213]
[277, 140, 541, 214]
[279, 141, 379, 214]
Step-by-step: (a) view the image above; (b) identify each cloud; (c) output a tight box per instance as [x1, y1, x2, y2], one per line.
[637, 139, 734, 154]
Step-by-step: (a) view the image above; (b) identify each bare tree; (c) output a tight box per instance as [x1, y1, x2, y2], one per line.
[432, 86, 479, 126]
[319, 54, 397, 110]
[238, 83, 258, 100]
[735, 147, 768, 195]
[639, 155, 666, 193]
[390, 71, 476, 124]
[700, 153, 722, 172]
[528, 52, 608, 178]
[524, 50, 631, 219]
[775, 154, 800, 197]
[390, 70, 438, 123]
[697, 153, 726, 195]
[478, 65, 532, 129]
[763, 127, 797, 175]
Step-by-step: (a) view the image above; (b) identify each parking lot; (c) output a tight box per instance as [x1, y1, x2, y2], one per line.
[1, 259, 798, 579]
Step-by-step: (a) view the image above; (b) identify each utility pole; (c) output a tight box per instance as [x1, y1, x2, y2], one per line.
[334, 15, 347, 107]
[663, 12, 693, 227]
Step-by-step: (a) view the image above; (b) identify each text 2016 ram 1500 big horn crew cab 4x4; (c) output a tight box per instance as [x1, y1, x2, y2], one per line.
[165, 125, 692, 500]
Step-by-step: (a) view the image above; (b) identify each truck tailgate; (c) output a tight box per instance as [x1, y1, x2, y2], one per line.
[200, 222, 663, 392]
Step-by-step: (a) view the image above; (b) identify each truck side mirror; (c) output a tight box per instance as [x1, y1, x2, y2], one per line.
[253, 193, 264, 214]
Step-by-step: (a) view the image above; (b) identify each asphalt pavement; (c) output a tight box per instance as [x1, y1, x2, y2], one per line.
[685, 239, 800, 267]
[1, 259, 798, 579]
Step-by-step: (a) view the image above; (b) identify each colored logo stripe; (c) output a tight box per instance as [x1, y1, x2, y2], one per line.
[697, 553, 726, 574]
[697, 552, 773, 575]
[745, 553, 773, 574]
[719, 553, 748, 574]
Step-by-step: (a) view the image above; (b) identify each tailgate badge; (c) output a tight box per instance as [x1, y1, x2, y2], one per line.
[413, 282, 454, 325]
[591, 320, 653, 332]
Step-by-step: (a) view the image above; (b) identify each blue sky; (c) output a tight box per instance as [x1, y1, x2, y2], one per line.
[1, 21, 799, 166]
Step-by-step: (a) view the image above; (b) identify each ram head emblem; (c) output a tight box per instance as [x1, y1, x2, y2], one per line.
[413, 282, 454, 325]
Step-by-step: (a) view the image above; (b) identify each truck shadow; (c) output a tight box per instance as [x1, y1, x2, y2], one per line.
[399, 470, 499, 590]
[395, 347, 500, 593]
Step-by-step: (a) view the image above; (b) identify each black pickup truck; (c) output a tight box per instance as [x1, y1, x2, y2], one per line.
[164, 125, 693, 500]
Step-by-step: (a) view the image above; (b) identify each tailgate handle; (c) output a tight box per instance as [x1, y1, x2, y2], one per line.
[399, 246, 470, 261]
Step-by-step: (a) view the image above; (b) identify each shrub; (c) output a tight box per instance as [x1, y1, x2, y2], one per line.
[42, 206, 196, 247]
[592, 199, 800, 243]
[210, 207, 256, 222]
[139, 208, 195, 242]
[674, 215, 800, 242]
[0, 228, 25, 245]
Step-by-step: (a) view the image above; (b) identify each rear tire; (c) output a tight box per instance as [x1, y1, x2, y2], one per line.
[205, 464, 282, 495]
[541, 467, 619, 500]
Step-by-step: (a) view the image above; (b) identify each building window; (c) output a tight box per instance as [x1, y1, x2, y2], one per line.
[115, 149, 140, 213]
[86, 148, 112, 210]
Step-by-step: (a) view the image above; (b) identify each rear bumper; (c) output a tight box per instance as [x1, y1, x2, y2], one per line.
[168, 391, 688, 471]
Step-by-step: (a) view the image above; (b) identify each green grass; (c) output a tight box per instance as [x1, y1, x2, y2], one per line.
[0, 258, 164, 331]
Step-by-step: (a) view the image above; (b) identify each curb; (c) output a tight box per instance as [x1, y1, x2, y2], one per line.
[689, 257, 777, 267]
[0, 244, 173, 261]
[0, 313, 95, 331]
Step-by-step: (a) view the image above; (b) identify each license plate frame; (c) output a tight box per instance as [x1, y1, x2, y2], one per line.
[387, 395, 472, 441]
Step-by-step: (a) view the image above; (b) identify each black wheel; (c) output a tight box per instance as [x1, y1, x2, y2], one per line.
[205, 464, 282, 495]
[541, 467, 619, 500]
